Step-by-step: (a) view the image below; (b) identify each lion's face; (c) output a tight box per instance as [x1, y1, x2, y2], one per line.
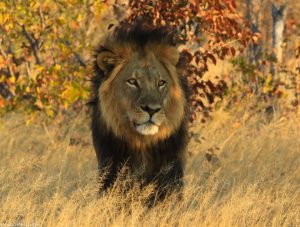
[97, 43, 185, 145]
[112, 54, 172, 136]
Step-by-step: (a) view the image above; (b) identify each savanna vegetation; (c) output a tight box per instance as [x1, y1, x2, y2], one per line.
[0, 0, 299, 226]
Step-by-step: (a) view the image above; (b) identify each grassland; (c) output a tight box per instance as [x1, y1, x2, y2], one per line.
[0, 108, 299, 227]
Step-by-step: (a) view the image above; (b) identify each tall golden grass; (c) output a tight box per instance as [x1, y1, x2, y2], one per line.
[0, 109, 299, 226]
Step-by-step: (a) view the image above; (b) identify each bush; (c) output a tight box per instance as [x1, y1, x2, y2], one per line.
[0, 0, 254, 118]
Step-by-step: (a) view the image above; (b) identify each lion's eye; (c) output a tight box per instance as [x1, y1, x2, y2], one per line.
[127, 78, 138, 87]
[158, 80, 166, 87]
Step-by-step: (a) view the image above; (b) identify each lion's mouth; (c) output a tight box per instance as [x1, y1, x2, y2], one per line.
[133, 120, 158, 127]
[133, 121, 159, 136]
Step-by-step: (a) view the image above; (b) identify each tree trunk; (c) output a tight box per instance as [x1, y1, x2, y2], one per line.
[246, 0, 262, 65]
[270, 4, 286, 79]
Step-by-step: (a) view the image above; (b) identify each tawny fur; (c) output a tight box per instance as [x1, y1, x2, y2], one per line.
[98, 42, 185, 150]
[90, 24, 189, 203]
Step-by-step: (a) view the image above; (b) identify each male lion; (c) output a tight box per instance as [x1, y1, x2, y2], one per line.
[90, 23, 189, 203]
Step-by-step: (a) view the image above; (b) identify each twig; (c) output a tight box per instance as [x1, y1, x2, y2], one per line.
[0, 83, 13, 99]
[38, 5, 45, 29]
[63, 40, 87, 67]
[74, 52, 87, 67]
[0, 40, 15, 78]
[0, 39, 20, 99]
[25, 61, 31, 78]
[21, 25, 42, 64]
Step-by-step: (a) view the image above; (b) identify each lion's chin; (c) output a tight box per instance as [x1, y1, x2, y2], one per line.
[135, 123, 159, 136]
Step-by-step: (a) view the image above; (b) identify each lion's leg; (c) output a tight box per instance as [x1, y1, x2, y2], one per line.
[98, 158, 120, 191]
[96, 147, 132, 192]
[157, 159, 184, 199]
[147, 158, 184, 205]
[92, 124, 125, 192]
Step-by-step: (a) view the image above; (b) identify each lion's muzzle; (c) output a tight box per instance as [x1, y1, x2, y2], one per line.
[140, 104, 162, 117]
[135, 121, 159, 135]
[131, 103, 165, 136]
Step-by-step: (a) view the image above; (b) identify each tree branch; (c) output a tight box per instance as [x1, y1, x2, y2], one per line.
[63, 40, 87, 67]
[21, 25, 42, 64]
[38, 5, 45, 29]
[0, 40, 15, 78]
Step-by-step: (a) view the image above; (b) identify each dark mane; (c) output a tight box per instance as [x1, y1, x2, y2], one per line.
[113, 22, 175, 47]
[88, 22, 175, 106]
[89, 22, 189, 205]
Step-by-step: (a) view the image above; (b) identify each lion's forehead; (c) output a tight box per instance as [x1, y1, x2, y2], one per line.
[122, 54, 170, 79]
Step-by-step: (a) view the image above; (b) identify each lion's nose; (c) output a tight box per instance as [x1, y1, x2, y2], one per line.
[140, 104, 162, 116]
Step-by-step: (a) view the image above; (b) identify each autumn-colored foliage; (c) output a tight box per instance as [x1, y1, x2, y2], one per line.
[0, 0, 255, 117]
[0, 0, 102, 115]
[124, 0, 256, 119]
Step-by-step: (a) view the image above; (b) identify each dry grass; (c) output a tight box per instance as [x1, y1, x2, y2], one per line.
[0, 109, 299, 227]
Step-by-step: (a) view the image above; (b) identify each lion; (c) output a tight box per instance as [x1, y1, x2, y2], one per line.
[90, 23, 189, 203]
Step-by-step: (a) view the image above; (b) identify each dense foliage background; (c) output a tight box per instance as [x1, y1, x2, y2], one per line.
[0, 0, 103, 116]
[0, 0, 299, 119]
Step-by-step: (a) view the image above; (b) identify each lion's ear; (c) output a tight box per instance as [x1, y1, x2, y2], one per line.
[96, 51, 119, 75]
[160, 46, 180, 66]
